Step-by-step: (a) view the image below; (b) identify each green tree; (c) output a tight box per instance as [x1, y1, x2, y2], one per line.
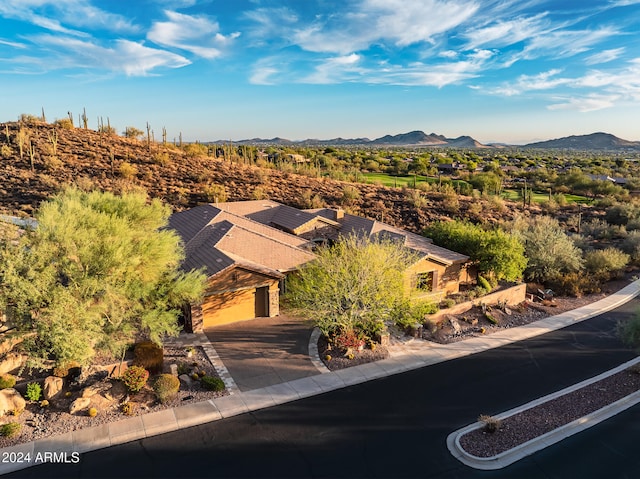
[424, 220, 526, 282]
[511, 215, 583, 283]
[286, 236, 416, 338]
[0, 187, 206, 366]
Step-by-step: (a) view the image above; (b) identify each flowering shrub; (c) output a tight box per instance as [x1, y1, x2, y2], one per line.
[333, 329, 364, 351]
[120, 366, 149, 393]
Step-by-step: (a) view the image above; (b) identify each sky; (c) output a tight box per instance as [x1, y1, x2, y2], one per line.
[1, 1, 640, 144]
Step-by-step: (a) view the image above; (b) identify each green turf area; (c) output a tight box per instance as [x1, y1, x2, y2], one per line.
[360, 172, 469, 188]
[501, 189, 589, 204]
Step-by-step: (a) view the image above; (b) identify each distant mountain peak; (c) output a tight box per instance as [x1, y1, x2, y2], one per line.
[524, 132, 640, 150]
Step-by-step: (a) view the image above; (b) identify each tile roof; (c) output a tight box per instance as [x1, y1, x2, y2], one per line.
[168, 203, 315, 280]
[169, 200, 469, 283]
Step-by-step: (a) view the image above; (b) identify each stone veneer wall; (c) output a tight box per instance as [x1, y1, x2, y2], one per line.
[428, 283, 527, 322]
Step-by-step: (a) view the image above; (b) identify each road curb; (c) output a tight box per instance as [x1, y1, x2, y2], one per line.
[446, 356, 640, 470]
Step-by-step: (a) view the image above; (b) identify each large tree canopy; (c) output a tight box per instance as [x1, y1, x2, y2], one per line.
[0, 187, 206, 366]
[424, 220, 526, 282]
[286, 236, 416, 338]
[511, 215, 583, 283]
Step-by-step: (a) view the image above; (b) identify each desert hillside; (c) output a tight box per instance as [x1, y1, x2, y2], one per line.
[0, 120, 519, 232]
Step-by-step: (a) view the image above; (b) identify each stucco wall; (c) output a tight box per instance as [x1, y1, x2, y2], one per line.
[428, 283, 527, 322]
[405, 258, 464, 295]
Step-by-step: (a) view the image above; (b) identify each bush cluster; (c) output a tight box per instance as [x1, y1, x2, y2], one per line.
[200, 376, 225, 392]
[0, 422, 21, 438]
[120, 366, 149, 393]
[153, 374, 181, 403]
[133, 341, 164, 374]
[0, 374, 16, 389]
[25, 382, 42, 401]
[333, 329, 364, 350]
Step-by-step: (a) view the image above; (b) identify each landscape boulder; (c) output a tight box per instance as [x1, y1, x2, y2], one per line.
[81, 380, 127, 410]
[43, 376, 64, 401]
[69, 397, 91, 415]
[0, 388, 26, 416]
[0, 353, 26, 375]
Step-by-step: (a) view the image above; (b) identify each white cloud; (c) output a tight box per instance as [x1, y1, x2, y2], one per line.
[302, 53, 363, 84]
[487, 69, 571, 96]
[548, 94, 620, 112]
[463, 13, 549, 50]
[148, 10, 239, 59]
[0, 38, 28, 48]
[0, 0, 138, 35]
[522, 27, 620, 59]
[20, 34, 190, 75]
[585, 47, 625, 65]
[290, 0, 479, 54]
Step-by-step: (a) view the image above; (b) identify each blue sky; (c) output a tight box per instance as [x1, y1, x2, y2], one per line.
[1, 0, 640, 144]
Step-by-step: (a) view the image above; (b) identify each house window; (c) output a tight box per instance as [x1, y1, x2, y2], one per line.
[416, 272, 434, 291]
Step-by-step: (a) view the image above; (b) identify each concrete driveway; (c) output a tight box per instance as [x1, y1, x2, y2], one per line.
[204, 315, 320, 392]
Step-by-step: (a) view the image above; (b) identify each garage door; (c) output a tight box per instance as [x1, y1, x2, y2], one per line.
[202, 289, 256, 328]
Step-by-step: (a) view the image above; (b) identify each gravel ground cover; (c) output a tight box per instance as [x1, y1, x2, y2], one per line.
[0, 346, 227, 448]
[458, 367, 640, 457]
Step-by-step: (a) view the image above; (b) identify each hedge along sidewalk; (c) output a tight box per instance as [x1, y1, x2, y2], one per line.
[2, 278, 640, 476]
[446, 356, 640, 470]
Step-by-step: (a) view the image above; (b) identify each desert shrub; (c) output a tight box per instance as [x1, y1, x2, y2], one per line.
[153, 374, 181, 403]
[1, 145, 12, 158]
[0, 422, 21, 438]
[200, 376, 225, 392]
[153, 152, 171, 166]
[622, 231, 640, 263]
[333, 328, 365, 350]
[581, 218, 615, 240]
[627, 218, 640, 232]
[619, 310, 640, 351]
[478, 414, 501, 433]
[548, 272, 601, 297]
[202, 183, 227, 203]
[25, 382, 41, 401]
[119, 161, 138, 180]
[133, 341, 164, 374]
[405, 188, 428, 208]
[584, 248, 629, 279]
[0, 374, 16, 389]
[441, 298, 456, 309]
[394, 300, 439, 330]
[53, 118, 74, 130]
[605, 204, 640, 226]
[121, 402, 136, 416]
[120, 365, 149, 393]
[88, 407, 98, 417]
[251, 185, 268, 200]
[53, 360, 81, 378]
[183, 143, 208, 158]
[477, 275, 492, 293]
[341, 185, 360, 205]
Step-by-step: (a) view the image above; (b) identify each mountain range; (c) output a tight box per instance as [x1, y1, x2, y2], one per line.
[214, 131, 640, 150]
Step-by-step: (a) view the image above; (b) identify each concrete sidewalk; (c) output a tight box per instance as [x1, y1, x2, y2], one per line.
[1, 279, 639, 475]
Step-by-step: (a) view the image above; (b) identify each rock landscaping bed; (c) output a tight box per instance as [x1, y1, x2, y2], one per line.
[458, 364, 640, 458]
[0, 346, 227, 448]
[317, 335, 389, 371]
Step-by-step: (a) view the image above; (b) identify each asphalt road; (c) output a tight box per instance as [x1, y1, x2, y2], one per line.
[8, 299, 640, 479]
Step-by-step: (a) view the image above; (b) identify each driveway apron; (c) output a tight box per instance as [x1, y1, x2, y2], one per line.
[204, 315, 320, 391]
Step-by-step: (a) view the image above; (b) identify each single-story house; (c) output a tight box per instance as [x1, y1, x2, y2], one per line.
[169, 200, 469, 332]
